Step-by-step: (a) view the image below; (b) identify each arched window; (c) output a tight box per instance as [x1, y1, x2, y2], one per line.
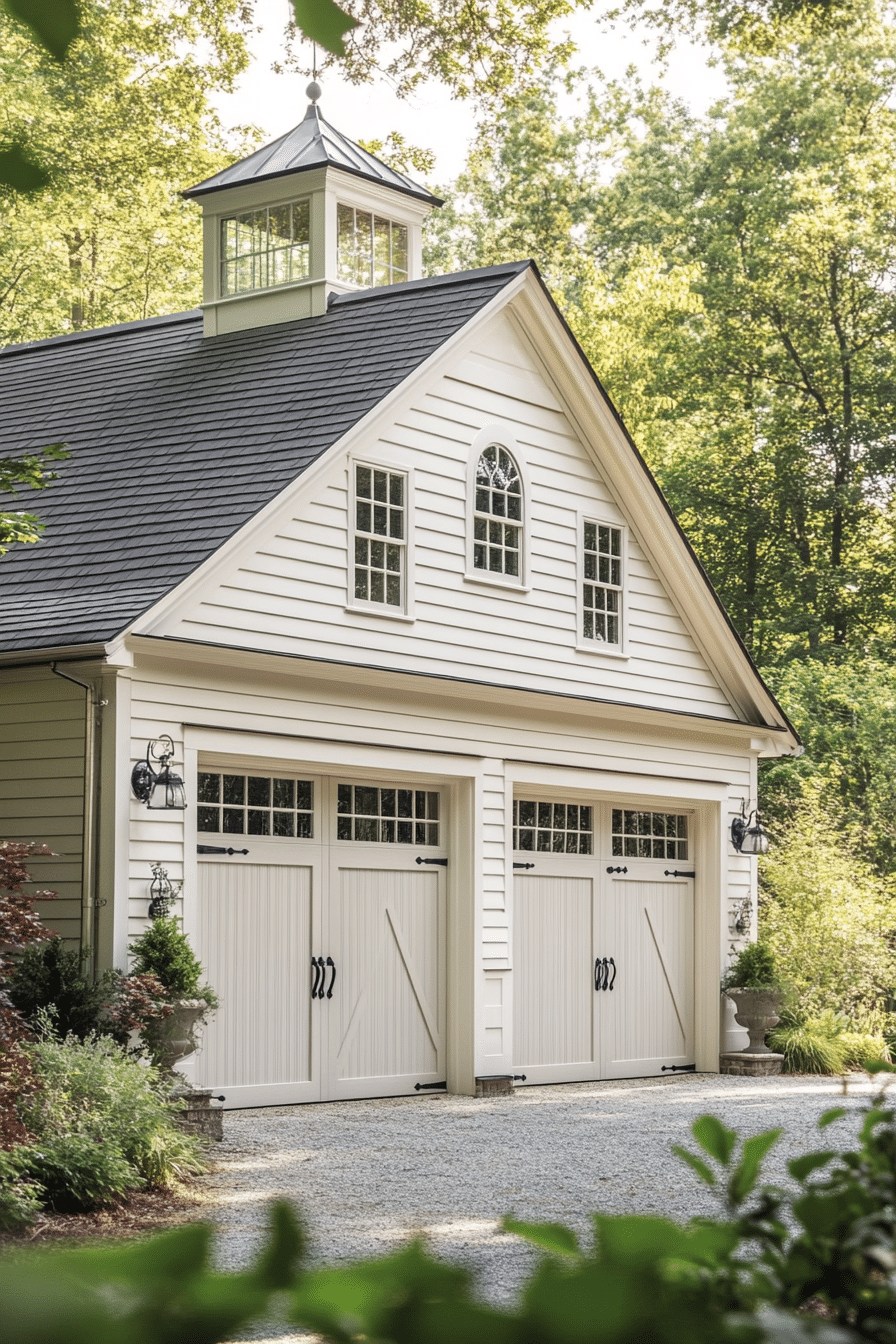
[473, 444, 523, 579]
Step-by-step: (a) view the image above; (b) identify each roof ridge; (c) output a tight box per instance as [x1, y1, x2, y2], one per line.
[328, 260, 532, 309]
[0, 309, 202, 359]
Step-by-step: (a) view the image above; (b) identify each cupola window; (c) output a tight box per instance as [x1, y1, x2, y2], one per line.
[337, 205, 408, 287]
[220, 200, 310, 296]
[473, 444, 523, 578]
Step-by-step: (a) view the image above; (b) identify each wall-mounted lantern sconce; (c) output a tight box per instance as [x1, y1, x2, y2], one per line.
[148, 861, 182, 919]
[731, 803, 770, 855]
[131, 736, 187, 810]
[728, 895, 752, 936]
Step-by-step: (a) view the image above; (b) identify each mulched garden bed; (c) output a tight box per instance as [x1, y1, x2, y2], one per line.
[0, 1180, 210, 1250]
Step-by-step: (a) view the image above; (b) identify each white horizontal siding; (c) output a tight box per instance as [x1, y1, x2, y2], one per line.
[160, 310, 738, 722]
[0, 668, 85, 945]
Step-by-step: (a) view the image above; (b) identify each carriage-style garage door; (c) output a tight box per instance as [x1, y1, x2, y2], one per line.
[512, 801, 694, 1083]
[194, 773, 447, 1108]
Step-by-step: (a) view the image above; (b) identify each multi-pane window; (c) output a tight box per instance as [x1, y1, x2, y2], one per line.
[337, 205, 409, 288]
[612, 810, 688, 860]
[337, 784, 440, 845]
[197, 773, 314, 837]
[473, 445, 523, 578]
[220, 201, 310, 296]
[353, 464, 406, 609]
[583, 521, 622, 645]
[513, 800, 593, 854]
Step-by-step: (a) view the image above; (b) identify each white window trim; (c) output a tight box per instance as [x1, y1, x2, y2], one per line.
[576, 512, 629, 658]
[464, 425, 531, 591]
[346, 456, 415, 620]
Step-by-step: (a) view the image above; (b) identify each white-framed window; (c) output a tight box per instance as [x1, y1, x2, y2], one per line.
[612, 809, 688, 860]
[336, 783, 440, 845]
[220, 200, 310, 296]
[465, 428, 529, 589]
[197, 771, 314, 838]
[337, 205, 409, 288]
[349, 461, 409, 614]
[580, 517, 626, 651]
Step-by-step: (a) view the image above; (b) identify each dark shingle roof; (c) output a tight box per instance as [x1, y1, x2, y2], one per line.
[183, 103, 442, 206]
[0, 263, 527, 653]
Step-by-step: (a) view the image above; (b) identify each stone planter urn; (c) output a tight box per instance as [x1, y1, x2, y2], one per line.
[726, 987, 783, 1054]
[147, 999, 207, 1071]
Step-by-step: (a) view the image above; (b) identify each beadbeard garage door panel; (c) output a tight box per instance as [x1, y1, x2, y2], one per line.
[325, 850, 446, 1100]
[597, 866, 695, 1078]
[195, 858, 320, 1107]
[511, 872, 598, 1084]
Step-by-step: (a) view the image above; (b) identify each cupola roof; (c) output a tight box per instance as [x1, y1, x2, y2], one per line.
[184, 101, 442, 206]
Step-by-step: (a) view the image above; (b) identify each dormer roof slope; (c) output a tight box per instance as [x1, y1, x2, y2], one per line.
[0, 262, 525, 653]
[183, 104, 443, 205]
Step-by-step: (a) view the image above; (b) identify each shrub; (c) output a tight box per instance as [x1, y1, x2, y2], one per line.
[0, 1149, 42, 1231]
[7, 940, 117, 1039]
[19, 1030, 206, 1193]
[768, 1012, 850, 1074]
[128, 916, 217, 1007]
[759, 788, 896, 1020]
[839, 1030, 890, 1070]
[720, 941, 779, 991]
[21, 1132, 140, 1213]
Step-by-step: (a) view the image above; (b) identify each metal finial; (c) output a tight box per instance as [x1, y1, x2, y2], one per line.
[306, 79, 322, 104]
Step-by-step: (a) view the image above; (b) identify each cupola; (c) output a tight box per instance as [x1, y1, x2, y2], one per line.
[183, 85, 443, 337]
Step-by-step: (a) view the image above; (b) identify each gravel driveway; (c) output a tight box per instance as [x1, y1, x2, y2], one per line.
[199, 1072, 878, 1338]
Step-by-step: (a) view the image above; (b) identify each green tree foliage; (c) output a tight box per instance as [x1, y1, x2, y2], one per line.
[0, 0, 255, 345]
[758, 789, 896, 1021]
[761, 653, 896, 872]
[429, 10, 896, 662]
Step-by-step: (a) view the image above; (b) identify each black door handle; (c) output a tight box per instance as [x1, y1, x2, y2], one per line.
[316, 956, 327, 999]
[325, 956, 336, 999]
[311, 956, 321, 999]
[607, 957, 616, 991]
[595, 957, 607, 991]
[594, 957, 601, 991]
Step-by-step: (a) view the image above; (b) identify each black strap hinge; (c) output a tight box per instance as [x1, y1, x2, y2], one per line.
[661, 1063, 696, 1073]
[197, 845, 250, 855]
[663, 869, 695, 878]
[513, 862, 535, 870]
[415, 857, 448, 866]
[414, 1080, 447, 1091]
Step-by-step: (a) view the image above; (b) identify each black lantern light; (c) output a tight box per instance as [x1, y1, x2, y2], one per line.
[131, 735, 187, 810]
[148, 861, 180, 919]
[731, 803, 770, 855]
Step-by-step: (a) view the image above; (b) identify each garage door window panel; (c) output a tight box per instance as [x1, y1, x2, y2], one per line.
[197, 772, 314, 837]
[611, 809, 688, 860]
[513, 799, 593, 853]
[336, 783, 439, 845]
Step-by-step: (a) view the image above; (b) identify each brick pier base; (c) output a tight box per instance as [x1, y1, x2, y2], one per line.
[171, 1087, 225, 1141]
[719, 1052, 784, 1077]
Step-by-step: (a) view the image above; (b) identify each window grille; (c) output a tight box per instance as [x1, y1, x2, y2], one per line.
[220, 201, 310, 296]
[337, 205, 408, 287]
[336, 784, 440, 845]
[583, 521, 622, 645]
[197, 773, 314, 837]
[353, 464, 406, 609]
[473, 445, 523, 577]
[513, 800, 593, 853]
[611, 809, 688, 860]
